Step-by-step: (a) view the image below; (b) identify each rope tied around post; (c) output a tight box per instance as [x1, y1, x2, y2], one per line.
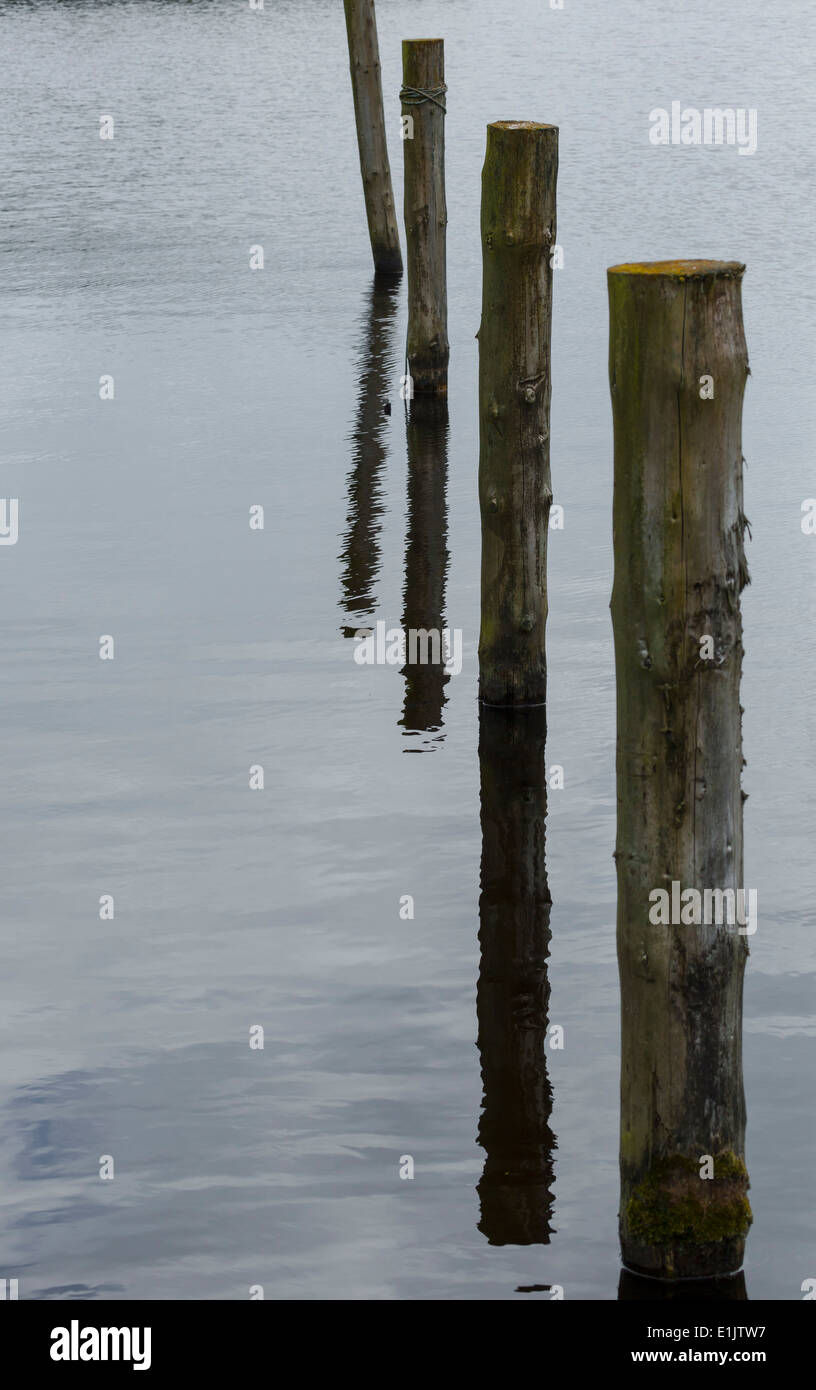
[399, 84, 447, 113]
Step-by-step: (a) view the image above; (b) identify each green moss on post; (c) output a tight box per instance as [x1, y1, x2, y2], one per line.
[609, 260, 752, 1280]
[627, 1154, 751, 1250]
[478, 122, 558, 706]
[401, 39, 448, 393]
[343, 0, 402, 275]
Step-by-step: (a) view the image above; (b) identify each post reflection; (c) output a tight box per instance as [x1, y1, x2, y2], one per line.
[398, 396, 450, 750]
[476, 706, 556, 1244]
[618, 1269, 748, 1301]
[338, 276, 400, 635]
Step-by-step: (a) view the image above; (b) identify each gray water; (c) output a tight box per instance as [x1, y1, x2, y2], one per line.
[1, 0, 814, 1300]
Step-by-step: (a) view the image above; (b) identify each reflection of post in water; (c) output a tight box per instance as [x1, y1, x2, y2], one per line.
[338, 276, 400, 635]
[476, 706, 556, 1244]
[398, 396, 450, 749]
[618, 1269, 747, 1301]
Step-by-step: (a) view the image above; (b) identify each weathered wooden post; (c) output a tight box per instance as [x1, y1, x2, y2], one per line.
[477, 705, 555, 1245]
[400, 39, 448, 393]
[478, 122, 558, 706]
[399, 398, 450, 745]
[609, 260, 752, 1280]
[343, 0, 402, 275]
[339, 277, 400, 631]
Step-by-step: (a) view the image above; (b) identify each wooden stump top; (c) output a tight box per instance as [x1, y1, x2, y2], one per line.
[608, 259, 745, 279]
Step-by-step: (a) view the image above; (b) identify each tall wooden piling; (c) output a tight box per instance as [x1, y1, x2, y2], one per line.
[343, 0, 402, 275]
[478, 122, 558, 706]
[477, 705, 555, 1245]
[609, 260, 752, 1280]
[401, 39, 448, 393]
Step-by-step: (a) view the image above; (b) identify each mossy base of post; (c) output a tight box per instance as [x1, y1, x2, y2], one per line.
[623, 1153, 751, 1280]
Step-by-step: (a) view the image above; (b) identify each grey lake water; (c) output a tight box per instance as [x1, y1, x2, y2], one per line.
[1, 0, 814, 1300]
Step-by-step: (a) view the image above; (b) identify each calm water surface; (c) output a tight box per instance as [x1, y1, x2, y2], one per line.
[1, 0, 814, 1298]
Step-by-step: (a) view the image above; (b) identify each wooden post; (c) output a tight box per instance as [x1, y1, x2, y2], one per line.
[477, 705, 555, 1245]
[401, 39, 448, 394]
[478, 122, 558, 706]
[399, 398, 450, 746]
[339, 277, 400, 632]
[609, 260, 752, 1280]
[343, 0, 402, 275]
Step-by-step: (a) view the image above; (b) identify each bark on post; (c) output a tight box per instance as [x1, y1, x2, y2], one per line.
[478, 122, 558, 706]
[401, 39, 448, 393]
[609, 260, 752, 1280]
[477, 705, 555, 1245]
[343, 0, 402, 275]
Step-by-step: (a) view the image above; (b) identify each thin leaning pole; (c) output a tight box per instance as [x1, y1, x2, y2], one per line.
[343, 0, 402, 275]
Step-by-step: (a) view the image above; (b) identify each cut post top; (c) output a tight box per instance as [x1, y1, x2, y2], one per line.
[402, 37, 444, 88]
[608, 259, 745, 280]
[489, 120, 558, 131]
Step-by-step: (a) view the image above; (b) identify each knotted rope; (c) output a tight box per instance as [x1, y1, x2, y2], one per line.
[399, 84, 447, 113]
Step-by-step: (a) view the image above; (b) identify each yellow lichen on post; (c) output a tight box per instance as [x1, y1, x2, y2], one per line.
[609, 259, 745, 278]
